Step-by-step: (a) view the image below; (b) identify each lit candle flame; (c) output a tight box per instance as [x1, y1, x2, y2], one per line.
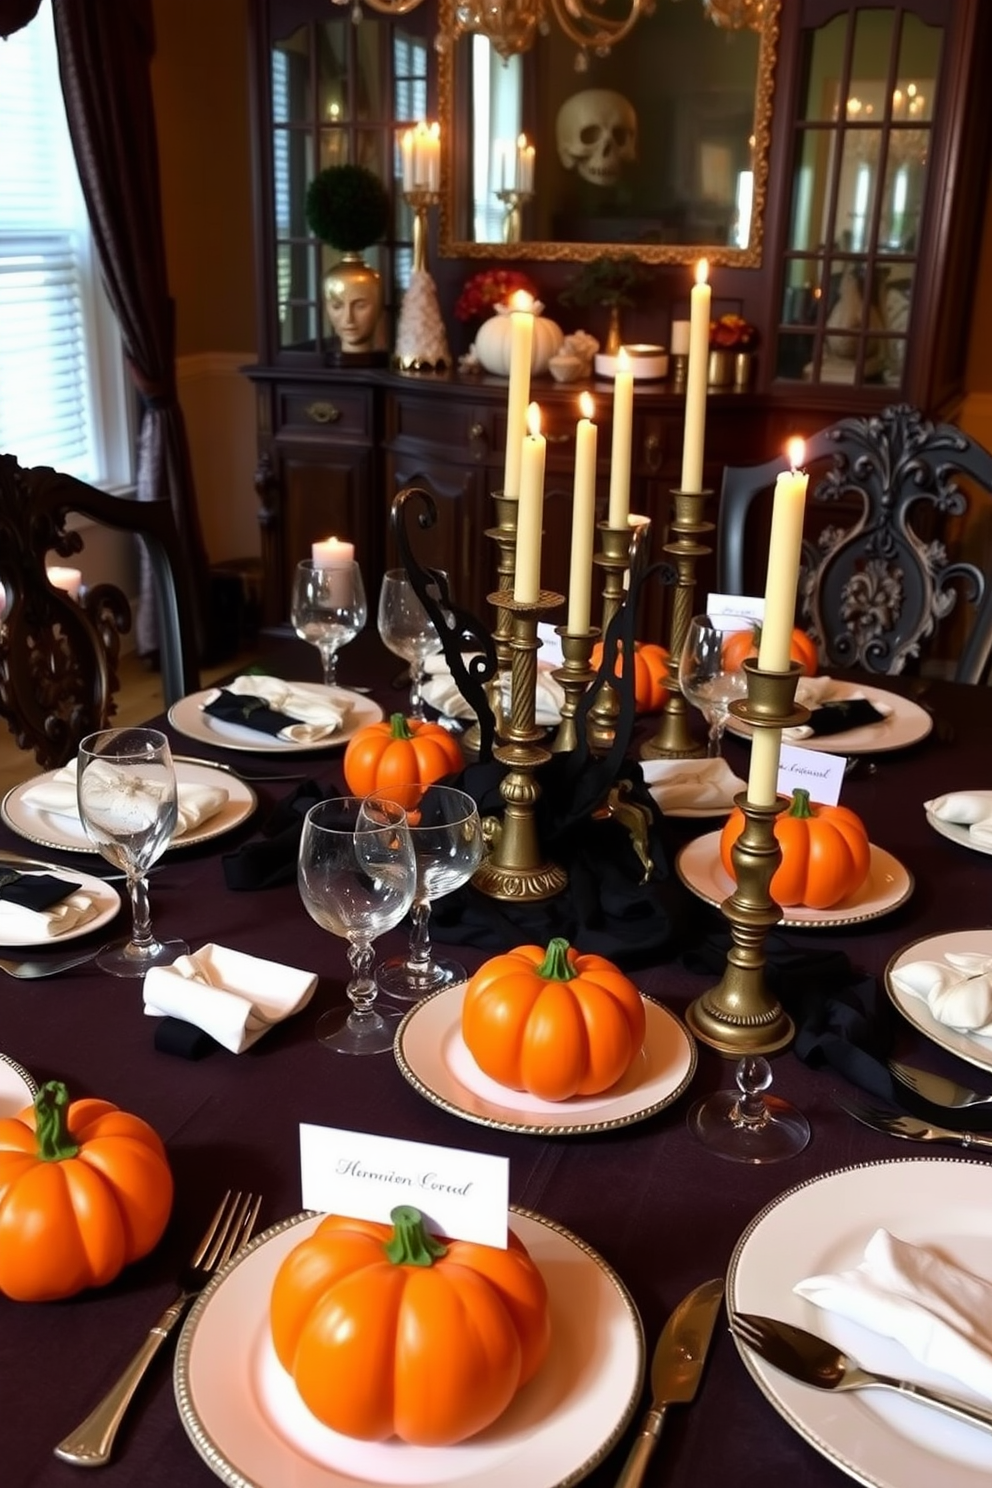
[787, 436, 806, 470]
[517, 131, 528, 149]
[509, 289, 534, 314]
[695, 257, 709, 286]
[616, 346, 631, 373]
[579, 391, 595, 420]
[526, 401, 542, 437]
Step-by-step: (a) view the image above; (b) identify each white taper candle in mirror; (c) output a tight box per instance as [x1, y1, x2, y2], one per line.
[607, 347, 633, 529]
[680, 259, 711, 493]
[757, 438, 809, 673]
[513, 402, 546, 604]
[502, 291, 535, 499]
[567, 392, 598, 633]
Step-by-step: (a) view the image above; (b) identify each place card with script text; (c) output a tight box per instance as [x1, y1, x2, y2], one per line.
[299, 1125, 509, 1247]
[777, 743, 845, 807]
[705, 592, 764, 629]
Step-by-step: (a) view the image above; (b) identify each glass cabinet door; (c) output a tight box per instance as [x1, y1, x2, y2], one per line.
[774, 5, 942, 389]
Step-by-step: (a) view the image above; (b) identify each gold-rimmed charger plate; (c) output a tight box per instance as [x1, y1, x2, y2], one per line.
[0, 1052, 36, 1114]
[926, 793, 992, 857]
[168, 683, 383, 754]
[175, 1207, 645, 1488]
[394, 984, 696, 1135]
[676, 831, 913, 928]
[725, 678, 932, 755]
[885, 928, 992, 1075]
[0, 864, 120, 947]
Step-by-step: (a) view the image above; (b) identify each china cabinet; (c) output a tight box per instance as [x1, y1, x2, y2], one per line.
[244, 0, 992, 632]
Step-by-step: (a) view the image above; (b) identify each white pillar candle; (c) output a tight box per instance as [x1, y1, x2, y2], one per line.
[46, 565, 83, 600]
[607, 347, 633, 528]
[517, 133, 535, 192]
[513, 403, 546, 604]
[502, 291, 534, 499]
[567, 392, 598, 633]
[747, 726, 783, 808]
[423, 120, 440, 191]
[757, 439, 809, 673]
[680, 259, 711, 493]
[312, 536, 355, 569]
[400, 128, 414, 192]
[670, 319, 691, 356]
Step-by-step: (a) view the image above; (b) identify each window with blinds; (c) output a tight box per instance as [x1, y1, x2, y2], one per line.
[0, 0, 131, 486]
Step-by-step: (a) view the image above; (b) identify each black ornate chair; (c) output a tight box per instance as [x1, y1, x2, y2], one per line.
[715, 405, 992, 683]
[0, 453, 201, 769]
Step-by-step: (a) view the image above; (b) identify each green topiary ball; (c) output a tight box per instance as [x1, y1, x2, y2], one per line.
[305, 164, 390, 253]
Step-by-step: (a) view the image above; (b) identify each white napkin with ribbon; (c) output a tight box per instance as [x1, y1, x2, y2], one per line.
[640, 757, 745, 816]
[889, 951, 992, 1034]
[0, 885, 100, 940]
[143, 943, 318, 1053]
[205, 675, 351, 743]
[20, 759, 228, 839]
[784, 677, 893, 741]
[794, 1228, 992, 1401]
[420, 655, 565, 728]
[926, 792, 992, 847]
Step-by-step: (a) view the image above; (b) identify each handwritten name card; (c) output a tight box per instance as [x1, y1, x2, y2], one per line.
[777, 743, 846, 807]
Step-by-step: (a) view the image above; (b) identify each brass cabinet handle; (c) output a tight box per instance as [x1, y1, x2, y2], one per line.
[644, 431, 662, 473]
[304, 401, 341, 424]
[468, 421, 486, 442]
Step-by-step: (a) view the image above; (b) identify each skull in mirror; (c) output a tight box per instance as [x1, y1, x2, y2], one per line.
[556, 90, 638, 189]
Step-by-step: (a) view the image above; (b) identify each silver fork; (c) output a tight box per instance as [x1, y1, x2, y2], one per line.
[54, 1189, 262, 1467]
[837, 1095, 992, 1151]
[0, 949, 104, 979]
[888, 1060, 992, 1109]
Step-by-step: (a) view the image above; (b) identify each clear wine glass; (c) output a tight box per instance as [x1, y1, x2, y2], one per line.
[688, 1056, 810, 1163]
[679, 615, 748, 757]
[298, 795, 417, 1055]
[291, 558, 367, 688]
[377, 568, 447, 720]
[76, 727, 188, 978]
[376, 785, 485, 1003]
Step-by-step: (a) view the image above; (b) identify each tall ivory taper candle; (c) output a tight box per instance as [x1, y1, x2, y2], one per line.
[757, 438, 809, 673]
[502, 291, 534, 499]
[680, 259, 711, 493]
[607, 347, 633, 528]
[746, 726, 783, 808]
[513, 402, 546, 603]
[567, 392, 598, 632]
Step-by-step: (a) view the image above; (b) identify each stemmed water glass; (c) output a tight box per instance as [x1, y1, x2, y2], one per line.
[679, 615, 748, 757]
[76, 727, 188, 978]
[291, 558, 367, 688]
[376, 785, 485, 1002]
[688, 1056, 810, 1163]
[298, 796, 417, 1055]
[377, 568, 447, 720]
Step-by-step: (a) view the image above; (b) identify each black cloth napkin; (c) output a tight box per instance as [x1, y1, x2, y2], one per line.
[805, 698, 888, 736]
[0, 869, 80, 911]
[221, 779, 326, 890]
[203, 688, 297, 738]
[153, 1016, 219, 1060]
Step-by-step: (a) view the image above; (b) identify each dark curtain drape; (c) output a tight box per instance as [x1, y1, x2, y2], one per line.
[0, 1, 41, 36]
[51, 0, 209, 657]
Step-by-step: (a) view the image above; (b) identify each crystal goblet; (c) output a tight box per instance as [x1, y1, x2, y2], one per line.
[679, 615, 748, 757]
[291, 558, 367, 688]
[688, 1055, 810, 1163]
[377, 567, 447, 721]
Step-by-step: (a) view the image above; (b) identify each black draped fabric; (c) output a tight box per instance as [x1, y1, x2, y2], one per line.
[0, 0, 41, 36]
[52, 0, 209, 656]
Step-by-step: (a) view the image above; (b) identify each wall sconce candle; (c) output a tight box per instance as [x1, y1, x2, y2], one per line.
[46, 565, 83, 600]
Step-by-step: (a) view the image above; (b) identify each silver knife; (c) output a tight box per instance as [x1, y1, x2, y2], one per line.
[615, 1277, 724, 1488]
[838, 1096, 992, 1152]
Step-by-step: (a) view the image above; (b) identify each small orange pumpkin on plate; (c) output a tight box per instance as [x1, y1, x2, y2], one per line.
[721, 624, 818, 677]
[343, 712, 464, 810]
[589, 639, 669, 714]
[720, 788, 871, 909]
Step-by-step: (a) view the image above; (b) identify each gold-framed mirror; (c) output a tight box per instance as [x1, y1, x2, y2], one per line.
[438, 0, 780, 265]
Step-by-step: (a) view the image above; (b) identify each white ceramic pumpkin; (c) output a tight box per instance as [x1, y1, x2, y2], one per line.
[474, 308, 564, 377]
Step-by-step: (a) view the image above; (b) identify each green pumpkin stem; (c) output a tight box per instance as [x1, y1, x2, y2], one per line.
[789, 788, 814, 818]
[389, 712, 414, 739]
[384, 1205, 448, 1267]
[535, 936, 577, 982]
[33, 1080, 79, 1162]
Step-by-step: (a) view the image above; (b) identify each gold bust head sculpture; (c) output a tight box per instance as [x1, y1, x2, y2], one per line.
[323, 257, 383, 355]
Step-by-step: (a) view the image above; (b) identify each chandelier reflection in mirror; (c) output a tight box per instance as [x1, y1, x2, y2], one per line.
[332, 0, 764, 65]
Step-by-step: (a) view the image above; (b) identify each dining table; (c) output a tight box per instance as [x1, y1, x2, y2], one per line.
[1, 628, 991, 1488]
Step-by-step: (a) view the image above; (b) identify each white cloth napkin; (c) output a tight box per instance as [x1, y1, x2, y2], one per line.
[926, 792, 992, 847]
[20, 759, 228, 839]
[640, 757, 745, 816]
[784, 677, 893, 741]
[420, 655, 565, 727]
[889, 951, 992, 1034]
[0, 885, 100, 940]
[794, 1228, 992, 1401]
[205, 675, 351, 743]
[143, 943, 318, 1053]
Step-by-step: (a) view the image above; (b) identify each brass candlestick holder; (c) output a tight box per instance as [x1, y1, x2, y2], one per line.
[496, 187, 534, 244]
[685, 658, 810, 1055]
[586, 521, 635, 754]
[472, 588, 568, 902]
[551, 626, 599, 753]
[641, 487, 714, 761]
[393, 187, 450, 372]
[459, 489, 519, 756]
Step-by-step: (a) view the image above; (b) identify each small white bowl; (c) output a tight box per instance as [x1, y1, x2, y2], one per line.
[594, 345, 669, 381]
[548, 354, 584, 384]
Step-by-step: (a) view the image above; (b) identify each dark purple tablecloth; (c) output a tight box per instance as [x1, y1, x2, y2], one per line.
[2, 642, 991, 1488]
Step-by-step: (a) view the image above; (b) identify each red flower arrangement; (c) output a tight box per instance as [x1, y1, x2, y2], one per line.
[710, 313, 758, 350]
[455, 268, 539, 323]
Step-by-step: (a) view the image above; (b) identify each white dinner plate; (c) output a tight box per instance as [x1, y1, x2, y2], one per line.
[725, 678, 932, 755]
[885, 928, 992, 1075]
[394, 984, 697, 1135]
[0, 865, 120, 948]
[0, 1053, 36, 1115]
[1, 759, 257, 856]
[728, 1158, 992, 1488]
[676, 831, 914, 927]
[926, 793, 992, 857]
[168, 683, 383, 754]
[175, 1208, 645, 1488]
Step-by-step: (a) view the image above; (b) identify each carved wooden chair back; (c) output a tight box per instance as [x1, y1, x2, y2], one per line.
[0, 454, 201, 770]
[715, 405, 992, 682]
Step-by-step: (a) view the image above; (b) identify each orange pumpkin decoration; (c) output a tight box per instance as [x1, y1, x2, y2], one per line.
[0, 1081, 173, 1301]
[720, 788, 871, 909]
[270, 1205, 551, 1445]
[721, 624, 818, 677]
[343, 712, 464, 811]
[461, 937, 646, 1101]
[590, 640, 669, 714]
